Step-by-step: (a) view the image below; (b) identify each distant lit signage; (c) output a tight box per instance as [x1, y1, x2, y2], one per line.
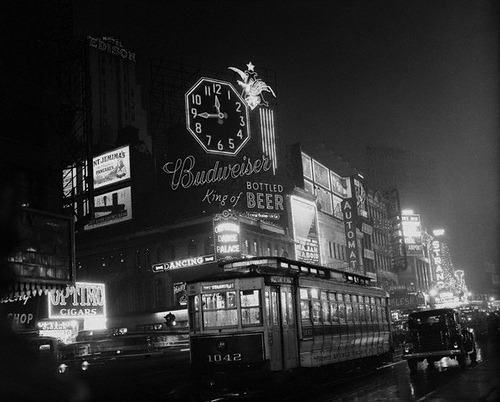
[152, 255, 215, 273]
[402, 214, 422, 257]
[389, 283, 417, 293]
[390, 293, 425, 309]
[290, 196, 320, 265]
[246, 181, 284, 219]
[88, 36, 136, 62]
[347, 177, 367, 218]
[38, 320, 79, 343]
[214, 213, 241, 259]
[341, 198, 359, 271]
[385, 189, 407, 270]
[49, 282, 106, 319]
[85, 186, 132, 230]
[431, 240, 444, 288]
[202, 283, 235, 292]
[174, 282, 187, 306]
[259, 108, 278, 174]
[92, 145, 131, 189]
[228, 62, 276, 110]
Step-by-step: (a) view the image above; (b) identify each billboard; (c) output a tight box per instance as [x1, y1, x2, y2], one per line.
[402, 213, 422, 256]
[48, 282, 106, 319]
[157, 63, 286, 224]
[84, 186, 132, 230]
[92, 145, 131, 190]
[289, 196, 320, 264]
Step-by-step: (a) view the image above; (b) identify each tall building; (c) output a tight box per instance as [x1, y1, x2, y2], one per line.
[1, 2, 76, 332]
[87, 36, 151, 154]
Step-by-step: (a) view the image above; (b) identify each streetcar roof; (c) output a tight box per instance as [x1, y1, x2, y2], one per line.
[187, 256, 374, 286]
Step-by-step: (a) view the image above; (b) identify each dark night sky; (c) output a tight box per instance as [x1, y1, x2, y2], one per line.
[73, 0, 498, 294]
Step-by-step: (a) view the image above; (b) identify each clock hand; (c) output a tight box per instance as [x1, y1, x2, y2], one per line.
[214, 96, 225, 119]
[198, 112, 220, 119]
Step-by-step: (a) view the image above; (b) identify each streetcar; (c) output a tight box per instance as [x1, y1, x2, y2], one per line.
[186, 256, 393, 395]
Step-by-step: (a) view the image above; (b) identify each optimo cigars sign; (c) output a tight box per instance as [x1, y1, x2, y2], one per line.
[48, 282, 106, 319]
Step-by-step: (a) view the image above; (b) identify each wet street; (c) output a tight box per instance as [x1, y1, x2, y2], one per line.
[69, 336, 499, 401]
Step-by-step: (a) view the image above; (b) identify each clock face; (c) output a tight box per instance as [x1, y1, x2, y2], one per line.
[185, 78, 250, 156]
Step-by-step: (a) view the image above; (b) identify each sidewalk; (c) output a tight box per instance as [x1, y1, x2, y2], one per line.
[420, 337, 500, 401]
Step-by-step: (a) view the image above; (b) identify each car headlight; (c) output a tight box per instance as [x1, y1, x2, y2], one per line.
[403, 343, 413, 353]
[58, 363, 68, 374]
[81, 361, 89, 371]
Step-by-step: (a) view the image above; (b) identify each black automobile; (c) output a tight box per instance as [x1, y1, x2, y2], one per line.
[402, 308, 476, 372]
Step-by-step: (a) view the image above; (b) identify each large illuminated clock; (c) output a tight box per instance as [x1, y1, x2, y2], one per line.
[185, 77, 250, 156]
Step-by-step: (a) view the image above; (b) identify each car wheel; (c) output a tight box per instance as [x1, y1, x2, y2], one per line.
[457, 354, 467, 369]
[470, 344, 477, 364]
[407, 358, 418, 372]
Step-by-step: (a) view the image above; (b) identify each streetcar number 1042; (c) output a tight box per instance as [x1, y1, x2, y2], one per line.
[207, 353, 242, 362]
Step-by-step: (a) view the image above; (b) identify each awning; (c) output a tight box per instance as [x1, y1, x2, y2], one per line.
[5, 281, 69, 299]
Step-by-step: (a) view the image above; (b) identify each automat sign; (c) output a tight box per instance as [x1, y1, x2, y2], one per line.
[341, 198, 359, 271]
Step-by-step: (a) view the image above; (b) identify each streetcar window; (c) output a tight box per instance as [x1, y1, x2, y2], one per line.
[241, 290, 262, 326]
[281, 290, 289, 324]
[271, 289, 279, 325]
[345, 301, 353, 322]
[300, 288, 311, 321]
[358, 303, 366, 322]
[202, 291, 238, 327]
[321, 291, 330, 323]
[338, 301, 346, 323]
[286, 290, 294, 325]
[188, 295, 200, 330]
[265, 290, 271, 326]
[329, 293, 339, 323]
[311, 289, 321, 324]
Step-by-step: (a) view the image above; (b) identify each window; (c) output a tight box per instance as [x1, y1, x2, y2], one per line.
[240, 290, 262, 326]
[337, 294, 346, 323]
[188, 238, 197, 257]
[328, 293, 339, 323]
[265, 290, 271, 326]
[202, 291, 237, 327]
[300, 288, 310, 321]
[321, 291, 329, 323]
[310, 289, 321, 324]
